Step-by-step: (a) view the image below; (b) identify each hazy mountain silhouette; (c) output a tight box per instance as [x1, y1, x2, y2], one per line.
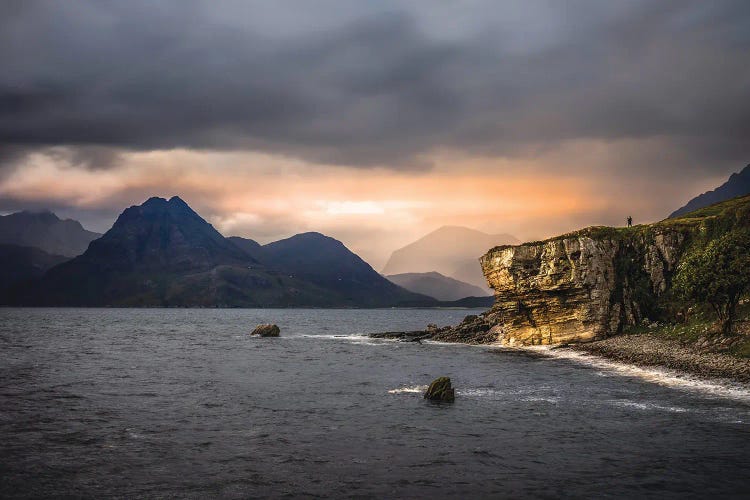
[13, 197, 431, 307]
[386, 271, 490, 301]
[0, 210, 101, 257]
[670, 164, 750, 218]
[381, 226, 518, 290]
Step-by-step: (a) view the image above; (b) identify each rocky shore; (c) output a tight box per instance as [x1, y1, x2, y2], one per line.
[567, 333, 750, 383]
[369, 314, 498, 344]
[370, 317, 750, 383]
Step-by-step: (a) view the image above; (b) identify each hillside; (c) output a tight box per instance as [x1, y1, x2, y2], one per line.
[260, 232, 429, 307]
[670, 164, 750, 218]
[0, 244, 69, 294]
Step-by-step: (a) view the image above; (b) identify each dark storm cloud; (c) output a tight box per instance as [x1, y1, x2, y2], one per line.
[0, 0, 748, 170]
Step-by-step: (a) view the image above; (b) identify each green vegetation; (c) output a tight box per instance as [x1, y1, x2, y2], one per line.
[673, 229, 750, 334]
[622, 302, 750, 358]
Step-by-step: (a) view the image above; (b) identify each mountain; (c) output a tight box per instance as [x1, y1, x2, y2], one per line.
[0, 210, 101, 257]
[235, 232, 432, 307]
[0, 245, 69, 294]
[381, 226, 518, 290]
[386, 271, 490, 301]
[13, 196, 431, 307]
[669, 164, 750, 218]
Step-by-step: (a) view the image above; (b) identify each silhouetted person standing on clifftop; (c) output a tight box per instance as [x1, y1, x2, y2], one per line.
[627, 216, 633, 227]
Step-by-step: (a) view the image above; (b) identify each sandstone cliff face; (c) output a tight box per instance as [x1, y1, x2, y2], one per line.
[478, 226, 691, 346]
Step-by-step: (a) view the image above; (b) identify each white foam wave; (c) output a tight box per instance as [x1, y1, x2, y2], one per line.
[298, 334, 392, 346]
[388, 385, 428, 394]
[533, 346, 750, 402]
[608, 400, 689, 413]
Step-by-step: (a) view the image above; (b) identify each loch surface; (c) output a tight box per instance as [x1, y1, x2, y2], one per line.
[1, 308, 749, 498]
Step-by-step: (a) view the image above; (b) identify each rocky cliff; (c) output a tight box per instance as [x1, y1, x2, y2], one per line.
[430, 195, 750, 346]
[478, 226, 690, 345]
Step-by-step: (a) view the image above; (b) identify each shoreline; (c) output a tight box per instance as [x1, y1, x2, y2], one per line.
[371, 327, 750, 385]
[565, 334, 750, 384]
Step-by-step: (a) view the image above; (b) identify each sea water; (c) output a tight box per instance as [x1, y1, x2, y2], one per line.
[1, 308, 749, 498]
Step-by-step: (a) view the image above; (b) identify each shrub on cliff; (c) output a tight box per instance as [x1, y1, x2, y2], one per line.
[673, 229, 750, 334]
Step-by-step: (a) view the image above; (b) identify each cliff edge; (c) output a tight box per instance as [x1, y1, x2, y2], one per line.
[443, 195, 750, 346]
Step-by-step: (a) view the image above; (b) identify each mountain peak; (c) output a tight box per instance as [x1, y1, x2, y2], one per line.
[94, 196, 249, 272]
[17, 209, 60, 222]
[142, 196, 168, 206]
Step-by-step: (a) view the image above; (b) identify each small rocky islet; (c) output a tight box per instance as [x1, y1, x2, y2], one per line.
[423, 377, 455, 402]
[251, 324, 281, 337]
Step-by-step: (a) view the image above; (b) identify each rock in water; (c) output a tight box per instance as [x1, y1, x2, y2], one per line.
[424, 377, 455, 402]
[251, 324, 280, 337]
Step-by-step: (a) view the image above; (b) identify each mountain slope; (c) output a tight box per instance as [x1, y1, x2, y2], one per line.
[227, 236, 263, 261]
[0, 210, 101, 257]
[262, 232, 432, 307]
[386, 271, 490, 301]
[0, 244, 69, 293]
[670, 164, 750, 218]
[381, 226, 518, 289]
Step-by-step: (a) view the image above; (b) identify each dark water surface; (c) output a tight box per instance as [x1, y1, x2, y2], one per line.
[1, 308, 749, 499]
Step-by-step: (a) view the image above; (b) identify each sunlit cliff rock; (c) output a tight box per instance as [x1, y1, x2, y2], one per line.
[431, 195, 750, 346]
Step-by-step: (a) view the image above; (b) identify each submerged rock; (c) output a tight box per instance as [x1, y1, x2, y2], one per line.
[251, 324, 280, 337]
[424, 376, 455, 402]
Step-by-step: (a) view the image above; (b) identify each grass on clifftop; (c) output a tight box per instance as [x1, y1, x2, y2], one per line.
[487, 193, 750, 253]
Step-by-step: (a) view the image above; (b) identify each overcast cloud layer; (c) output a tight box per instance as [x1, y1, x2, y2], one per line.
[2, 0, 749, 171]
[1, 1, 749, 266]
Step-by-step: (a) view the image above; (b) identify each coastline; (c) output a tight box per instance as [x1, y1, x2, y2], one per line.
[371, 324, 750, 385]
[565, 334, 750, 383]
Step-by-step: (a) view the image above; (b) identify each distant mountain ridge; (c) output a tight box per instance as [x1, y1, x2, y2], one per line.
[382, 226, 518, 290]
[669, 164, 750, 218]
[386, 271, 490, 301]
[9, 196, 432, 307]
[0, 210, 101, 257]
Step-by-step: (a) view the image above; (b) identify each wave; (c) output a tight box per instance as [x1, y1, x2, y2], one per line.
[388, 385, 428, 394]
[531, 346, 750, 402]
[608, 400, 689, 413]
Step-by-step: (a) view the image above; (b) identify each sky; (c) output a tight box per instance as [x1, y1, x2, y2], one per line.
[1, 0, 749, 269]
